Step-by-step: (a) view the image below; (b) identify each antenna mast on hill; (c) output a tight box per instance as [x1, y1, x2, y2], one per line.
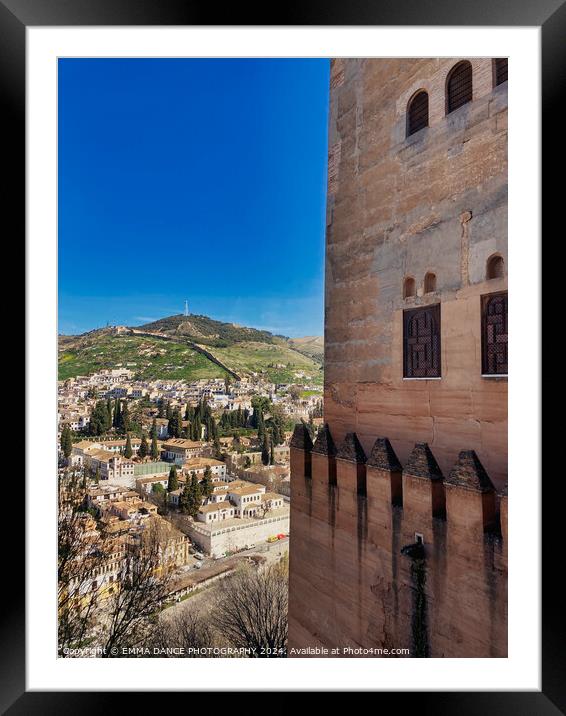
[184, 300, 189, 317]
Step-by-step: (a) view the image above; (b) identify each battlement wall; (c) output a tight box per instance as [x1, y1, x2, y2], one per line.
[288, 423, 507, 658]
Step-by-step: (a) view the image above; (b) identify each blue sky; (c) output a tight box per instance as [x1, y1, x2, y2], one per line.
[58, 58, 330, 337]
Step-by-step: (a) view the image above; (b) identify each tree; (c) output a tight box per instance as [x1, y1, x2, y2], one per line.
[149, 418, 157, 440]
[168, 408, 182, 439]
[151, 433, 159, 460]
[148, 608, 216, 657]
[89, 400, 112, 436]
[119, 401, 131, 433]
[201, 466, 213, 500]
[167, 465, 178, 493]
[151, 482, 165, 494]
[261, 434, 270, 466]
[102, 522, 172, 656]
[124, 433, 133, 459]
[270, 440, 275, 466]
[180, 473, 202, 518]
[58, 478, 106, 655]
[94, 467, 100, 484]
[289, 385, 301, 402]
[60, 425, 73, 460]
[192, 415, 202, 442]
[106, 399, 113, 427]
[211, 563, 288, 657]
[113, 398, 121, 428]
[138, 433, 148, 459]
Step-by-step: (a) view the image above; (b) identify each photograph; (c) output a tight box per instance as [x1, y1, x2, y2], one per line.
[56, 56, 508, 660]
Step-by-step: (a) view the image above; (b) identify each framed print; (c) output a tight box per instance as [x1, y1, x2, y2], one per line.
[4, 0, 557, 708]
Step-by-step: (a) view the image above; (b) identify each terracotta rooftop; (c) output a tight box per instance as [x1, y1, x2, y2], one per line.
[446, 450, 495, 493]
[367, 437, 402, 472]
[199, 501, 233, 513]
[404, 443, 443, 481]
[336, 432, 366, 463]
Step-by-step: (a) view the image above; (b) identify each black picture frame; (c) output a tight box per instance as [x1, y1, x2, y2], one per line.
[6, 0, 555, 708]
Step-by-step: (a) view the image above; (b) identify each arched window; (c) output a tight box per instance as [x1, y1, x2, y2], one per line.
[493, 58, 508, 87]
[407, 90, 429, 137]
[446, 61, 473, 114]
[403, 277, 416, 299]
[424, 272, 437, 293]
[486, 254, 505, 280]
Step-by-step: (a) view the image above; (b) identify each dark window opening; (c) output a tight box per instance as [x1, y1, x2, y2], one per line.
[494, 58, 508, 86]
[407, 91, 429, 136]
[424, 272, 437, 293]
[403, 276, 416, 298]
[447, 61, 473, 114]
[481, 292, 508, 376]
[486, 254, 505, 280]
[403, 304, 441, 378]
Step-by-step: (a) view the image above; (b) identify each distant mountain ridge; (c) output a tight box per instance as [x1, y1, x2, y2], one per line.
[58, 313, 323, 384]
[137, 313, 287, 348]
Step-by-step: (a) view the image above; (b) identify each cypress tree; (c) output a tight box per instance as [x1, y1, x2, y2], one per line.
[270, 439, 275, 465]
[124, 433, 133, 459]
[60, 424, 73, 460]
[90, 400, 111, 436]
[202, 466, 213, 500]
[169, 407, 182, 438]
[193, 415, 202, 441]
[261, 434, 270, 466]
[167, 465, 178, 492]
[179, 479, 191, 515]
[149, 418, 157, 440]
[162, 488, 169, 515]
[139, 433, 148, 459]
[151, 433, 159, 460]
[189, 473, 202, 517]
[113, 399, 121, 429]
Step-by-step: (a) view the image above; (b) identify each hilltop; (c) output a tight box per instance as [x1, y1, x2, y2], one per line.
[58, 315, 323, 385]
[137, 314, 285, 348]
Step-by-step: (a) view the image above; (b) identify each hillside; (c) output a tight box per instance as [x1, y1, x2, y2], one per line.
[59, 316, 323, 384]
[287, 335, 324, 364]
[138, 314, 284, 348]
[58, 331, 228, 382]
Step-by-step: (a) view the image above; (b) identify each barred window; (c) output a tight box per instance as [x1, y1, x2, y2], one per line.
[482, 292, 508, 376]
[407, 90, 429, 136]
[494, 58, 508, 86]
[446, 61, 473, 114]
[403, 304, 441, 378]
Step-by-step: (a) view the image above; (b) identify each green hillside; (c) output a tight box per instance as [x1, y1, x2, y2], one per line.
[58, 332, 227, 382]
[211, 341, 323, 385]
[58, 315, 323, 384]
[139, 314, 283, 347]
